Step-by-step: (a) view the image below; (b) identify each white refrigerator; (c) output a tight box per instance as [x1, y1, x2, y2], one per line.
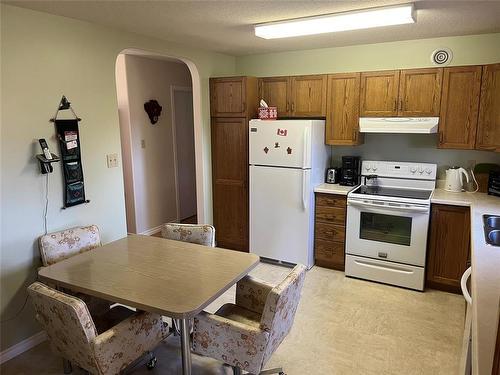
[249, 119, 329, 269]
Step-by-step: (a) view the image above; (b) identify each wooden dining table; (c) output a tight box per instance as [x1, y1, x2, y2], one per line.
[38, 234, 260, 375]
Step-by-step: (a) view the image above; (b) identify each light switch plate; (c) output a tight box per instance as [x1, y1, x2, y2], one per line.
[107, 153, 118, 168]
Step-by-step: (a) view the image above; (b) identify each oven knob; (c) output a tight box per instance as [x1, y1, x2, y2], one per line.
[425, 168, 432, 175]
[365, 164, 371, 171]
[372, 166, 378, 171]
[418, 166, 424, 174]
[410, 167, 417, 174]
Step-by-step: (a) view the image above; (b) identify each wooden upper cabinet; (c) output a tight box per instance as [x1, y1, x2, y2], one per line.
[210, 76, 258, 117]
[438, 66, 482, 149]
[360, 70, 400, 116]
[258, 77, 290, 116]
[398, 68, 443, 116]
[476, 63, 500, 152]
[290, 75, 327, 117]
[325, 73, 363, 145]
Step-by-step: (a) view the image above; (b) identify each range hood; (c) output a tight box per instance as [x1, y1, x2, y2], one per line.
[359, 117, 439, 134]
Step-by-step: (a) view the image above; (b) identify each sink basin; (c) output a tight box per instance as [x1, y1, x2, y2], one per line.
[483, 215, 500, 247]
[486, 216, 500, 229]
[489, 230, 500, 246]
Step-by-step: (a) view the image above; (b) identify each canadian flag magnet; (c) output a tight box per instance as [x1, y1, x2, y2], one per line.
[277, 128, 287, 136]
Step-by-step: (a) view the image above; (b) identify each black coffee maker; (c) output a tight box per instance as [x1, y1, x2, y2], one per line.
[340, 156, 361, 186]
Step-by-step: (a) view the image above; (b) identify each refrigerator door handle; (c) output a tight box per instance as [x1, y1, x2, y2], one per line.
[302, 126, 310, 168]
[302, 170, 308, 210]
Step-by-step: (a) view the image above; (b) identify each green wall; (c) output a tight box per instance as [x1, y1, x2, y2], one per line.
[0, 4, 236, 352]
[236, 33, 500, 76]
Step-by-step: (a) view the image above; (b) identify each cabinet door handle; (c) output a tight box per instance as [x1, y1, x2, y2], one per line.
[399, 99, 403, 111]
[286, 102, 289, 112]
[439, 131, 443, 144]
[242, 102, 246, 113]
[393, 99, 397, 111]
[291, 102, 295, 112]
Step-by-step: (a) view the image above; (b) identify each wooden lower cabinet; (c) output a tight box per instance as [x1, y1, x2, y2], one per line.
[426, 204, 471, 293]
[314, 193, 346, 270]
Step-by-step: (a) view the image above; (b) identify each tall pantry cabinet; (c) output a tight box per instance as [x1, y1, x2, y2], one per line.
[209, 77, 258, 252]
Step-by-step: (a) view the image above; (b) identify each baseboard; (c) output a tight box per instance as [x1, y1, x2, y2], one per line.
[0, 331, 47, 364]
[139, 219, 178, 236]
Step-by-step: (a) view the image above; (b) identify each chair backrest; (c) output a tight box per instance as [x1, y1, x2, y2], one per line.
[259, 264, 307, 365]
[27, 282, 99, 373]
[39, 225, 101, 266]
[161, 223, 216, 247]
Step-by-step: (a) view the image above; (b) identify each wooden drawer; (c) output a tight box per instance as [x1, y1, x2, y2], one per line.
[315, 222, 345, 242]
[315, 240, 344, 271]
[315, 206, 345, 225]
[316, 193, 346, 208]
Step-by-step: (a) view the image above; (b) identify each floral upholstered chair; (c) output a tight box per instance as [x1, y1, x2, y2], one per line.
[161, 223, 216, 247]
[28, 282, 168, 374]
[38, 225, 113, 316]
[192, 264, 307, 375]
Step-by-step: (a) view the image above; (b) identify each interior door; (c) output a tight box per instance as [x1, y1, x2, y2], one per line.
[360, 70, 400, 117]
[250, 165, 311, 266]
[398, 68, 443, 116]
[173, 89, 197, 220]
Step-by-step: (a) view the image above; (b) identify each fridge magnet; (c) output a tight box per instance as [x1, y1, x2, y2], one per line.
[287, 147, 292, 154]
[277, 128, 287, 136]
[263, 147, 269, 154]
[274, 142, 280, 148]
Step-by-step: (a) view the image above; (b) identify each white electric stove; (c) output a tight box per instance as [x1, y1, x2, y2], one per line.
[345, 160, 437, 291]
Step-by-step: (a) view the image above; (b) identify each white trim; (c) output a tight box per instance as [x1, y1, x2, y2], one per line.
[139, 224, 165, 236]
[116, 48, 206, 224]
[0, 331, 47, 364]
[170, 85, 194, 225]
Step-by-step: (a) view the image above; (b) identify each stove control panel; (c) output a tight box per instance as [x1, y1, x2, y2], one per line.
[362, 161, 437, 180]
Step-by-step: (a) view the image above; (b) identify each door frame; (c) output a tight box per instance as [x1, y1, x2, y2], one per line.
[116, 48, 207, 227]
[170, 85, 194, 222]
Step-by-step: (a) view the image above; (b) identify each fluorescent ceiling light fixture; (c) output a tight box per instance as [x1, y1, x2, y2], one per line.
[255, 4, 415, 39]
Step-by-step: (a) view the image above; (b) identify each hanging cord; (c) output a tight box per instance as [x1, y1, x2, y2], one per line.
[467, 169, 479, 194]
[0, 295, 29, 324]
[44, 173, 50, 234]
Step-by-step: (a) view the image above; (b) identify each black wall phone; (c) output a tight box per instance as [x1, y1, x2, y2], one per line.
[37, 138, 59, 174]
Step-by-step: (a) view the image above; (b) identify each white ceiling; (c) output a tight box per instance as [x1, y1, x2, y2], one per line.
[4, 0, 500, 56]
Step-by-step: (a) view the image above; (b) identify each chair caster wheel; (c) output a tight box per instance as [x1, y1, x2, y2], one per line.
[146, 356, 157, 369]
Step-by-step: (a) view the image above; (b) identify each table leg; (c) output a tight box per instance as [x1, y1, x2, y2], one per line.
[180, 318, 192, 375]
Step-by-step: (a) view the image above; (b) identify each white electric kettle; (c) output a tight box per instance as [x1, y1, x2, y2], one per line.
[445, 167, 470, 192]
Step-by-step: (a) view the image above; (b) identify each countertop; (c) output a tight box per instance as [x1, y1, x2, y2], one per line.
[431, 189, 500, 375]
[314, 183, 357, 195]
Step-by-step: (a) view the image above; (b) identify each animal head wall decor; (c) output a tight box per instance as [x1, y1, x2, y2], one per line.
[144, 100, 162, 124]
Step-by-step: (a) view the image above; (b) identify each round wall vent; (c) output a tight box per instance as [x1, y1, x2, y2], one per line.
[431, 48, 453, 66]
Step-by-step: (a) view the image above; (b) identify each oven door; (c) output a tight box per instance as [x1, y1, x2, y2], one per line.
[346, 197, 430, 267]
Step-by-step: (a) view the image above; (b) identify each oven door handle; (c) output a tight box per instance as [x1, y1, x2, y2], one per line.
[348, 199, 429, 213]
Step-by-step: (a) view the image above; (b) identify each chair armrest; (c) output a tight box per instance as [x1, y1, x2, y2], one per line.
[91, 312, 167, 374]
[236, 275, 274, 315]
[193, 311, 268, 374]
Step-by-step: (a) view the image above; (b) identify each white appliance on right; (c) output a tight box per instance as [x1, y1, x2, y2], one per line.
[345, 160, 437, 291]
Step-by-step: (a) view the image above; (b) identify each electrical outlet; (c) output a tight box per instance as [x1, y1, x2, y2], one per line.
[107, 153, 118, 168]
[141, 139, 146, 149]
